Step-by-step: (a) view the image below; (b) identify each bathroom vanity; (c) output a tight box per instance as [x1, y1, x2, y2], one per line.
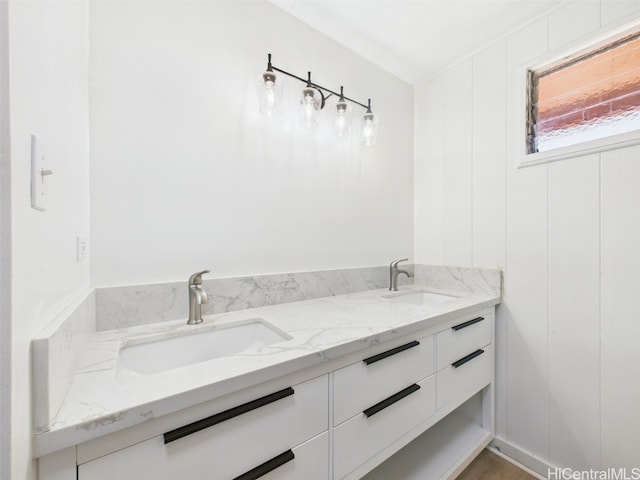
[35, 283, 499, 480]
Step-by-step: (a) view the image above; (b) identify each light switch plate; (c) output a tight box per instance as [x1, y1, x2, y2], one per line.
[30, 134, 52, 211]
[76, 236, 88, 262]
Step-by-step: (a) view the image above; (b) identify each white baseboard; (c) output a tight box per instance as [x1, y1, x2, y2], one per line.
[490, 437, 553, 479]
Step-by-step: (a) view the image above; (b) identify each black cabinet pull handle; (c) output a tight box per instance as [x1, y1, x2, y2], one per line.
[233, 450, 295, 480]
[363, 340, 420, 365]
[163, 387, 294, 444]
[363, 383, 421, 418]
[452, 316, 485, 331]
[452, 349, 484, 368]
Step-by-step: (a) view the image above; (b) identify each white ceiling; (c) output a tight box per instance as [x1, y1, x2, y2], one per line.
[270, 0, 563, 84]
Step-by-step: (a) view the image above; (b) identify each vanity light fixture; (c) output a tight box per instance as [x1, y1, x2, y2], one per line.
[257, 53, 378, 145]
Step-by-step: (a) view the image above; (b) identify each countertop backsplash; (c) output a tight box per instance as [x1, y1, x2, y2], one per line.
[32, 290, 95, 430]
[414, 265, 501, 298]
[94, 265, 408, 331]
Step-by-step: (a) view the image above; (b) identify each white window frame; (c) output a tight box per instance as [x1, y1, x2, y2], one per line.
[518, 17, 640, 168]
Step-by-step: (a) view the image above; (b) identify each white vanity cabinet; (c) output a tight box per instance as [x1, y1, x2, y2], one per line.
[40, 306, 496, 480]
[78, 375, 329, 480]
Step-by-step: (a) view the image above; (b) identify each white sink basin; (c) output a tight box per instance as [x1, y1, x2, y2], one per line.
[383, 290, 458, 306]
[116, 319, 289, 376]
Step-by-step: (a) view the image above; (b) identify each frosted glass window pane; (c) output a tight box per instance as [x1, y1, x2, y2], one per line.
[529, 33, 640, 153]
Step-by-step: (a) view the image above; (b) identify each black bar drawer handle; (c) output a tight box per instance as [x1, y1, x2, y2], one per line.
[163, 387, 294, 444]
[452, 349, 484, 368]
[233, 450, 295, 480]
[363, 383, 421, 418]
[363, 340, 420, 365]
[452, 316, 485, 331]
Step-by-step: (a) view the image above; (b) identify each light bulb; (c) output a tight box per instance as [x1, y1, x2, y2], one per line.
[304, 96, 315, 120]
[336, 112, 346, 136]
[265, 85, 275, 109]
[363, 116, 373, 140]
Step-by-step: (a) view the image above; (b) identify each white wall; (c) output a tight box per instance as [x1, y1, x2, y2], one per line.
[415, 0, 640, 473]
[89, 1, 414, 287]
[7, 1, 90, 479]
[1, 2, 12, 479]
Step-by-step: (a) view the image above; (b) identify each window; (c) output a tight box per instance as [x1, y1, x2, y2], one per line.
[527, 30, 640, 154]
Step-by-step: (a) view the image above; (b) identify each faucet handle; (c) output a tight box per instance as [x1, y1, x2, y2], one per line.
[188, 269, 210, 286]
[390, 258, 409, 268]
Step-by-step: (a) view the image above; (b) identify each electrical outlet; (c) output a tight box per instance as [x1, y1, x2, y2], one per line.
[77, 236, 88, 262]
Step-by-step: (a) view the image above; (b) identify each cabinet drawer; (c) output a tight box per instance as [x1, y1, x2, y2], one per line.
[252, 432, 329, 480]
[436, 313, 492, 371]
[79, 375, 328, 480]
[333, 375, 436, 479]
[437, 343, 492, 409]
[333, 335, 434, 425]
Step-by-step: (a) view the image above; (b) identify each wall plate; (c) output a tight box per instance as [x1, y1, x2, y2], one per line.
[76, 236, 88, 262]
[31, 134, 53, 211]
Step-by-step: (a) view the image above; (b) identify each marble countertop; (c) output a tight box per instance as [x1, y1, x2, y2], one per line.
[34, 285, 500, 457]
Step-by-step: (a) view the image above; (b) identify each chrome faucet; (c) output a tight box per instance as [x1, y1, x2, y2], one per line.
[389, 259, 412, 291]
[187, 269, 210, 325]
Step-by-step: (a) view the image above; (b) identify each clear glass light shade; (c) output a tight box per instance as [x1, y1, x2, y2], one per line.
[334, 99, 352, 138]
[361, 112, 379, 146]
[299, 86, 322, 128]
[257, 70, 283, 117]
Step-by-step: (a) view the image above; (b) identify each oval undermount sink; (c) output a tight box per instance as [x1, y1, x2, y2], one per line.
[116, 319, 290, 377]
[383, 290, 459, 306]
